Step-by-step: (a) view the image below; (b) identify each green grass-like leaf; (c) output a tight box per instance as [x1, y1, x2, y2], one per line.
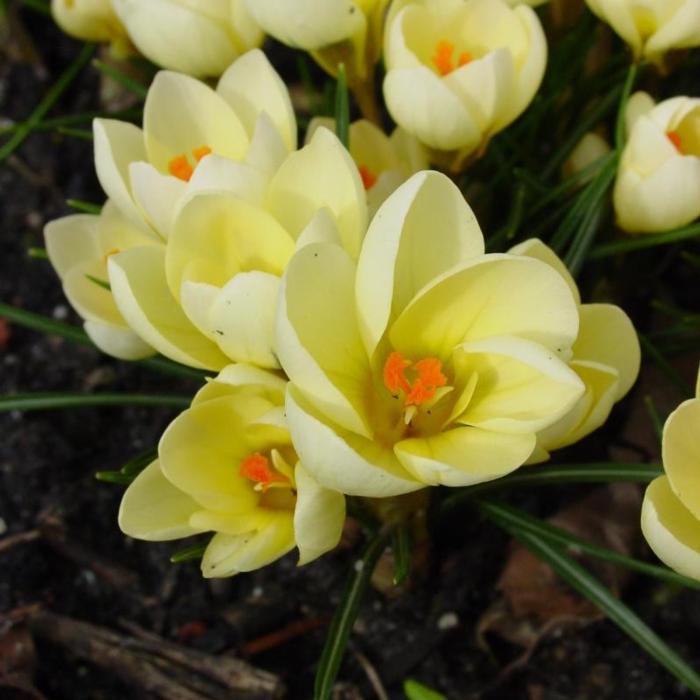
[334, 63, 350, 150]
[314, 528, 391, 700]
[93, 58, 148, 99]
[589, 222, 700, 259]
[66, 199, 102, 214]
[170, 543, 207, 563]
[392, 524, 411, 585]
[404, 678, 447, 700]
[0, 392, 191, 412]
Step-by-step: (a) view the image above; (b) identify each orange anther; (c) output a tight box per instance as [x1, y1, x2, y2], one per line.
[359, 164, 378, 191]
[168, 154, 194, 181]
[667, 130, 684, 153]
[192, 145, 212, 162]
[239, 453, 289, 492]
[458, 51, 473, 67]
[433, 39, 455, 76]
[383, 351, 411, 395]
[414, 357, 448, 389]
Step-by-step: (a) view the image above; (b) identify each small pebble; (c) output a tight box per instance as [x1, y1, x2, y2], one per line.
[437, 611, 459, 630]
[354, 560, 364, 572]
[52, 304, 69, 320]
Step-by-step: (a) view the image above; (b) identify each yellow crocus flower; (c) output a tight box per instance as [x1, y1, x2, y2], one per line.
[119, 365, 346, 577]
[275, 171, 585, 496]
[51, 0, 130, 53]
[642, 366, 700, 580]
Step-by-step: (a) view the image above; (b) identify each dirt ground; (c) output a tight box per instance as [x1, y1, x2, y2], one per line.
[2, 6, 700, 700]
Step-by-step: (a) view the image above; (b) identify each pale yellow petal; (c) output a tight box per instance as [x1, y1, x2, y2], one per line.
[83, 319, 155, 360]
[118, 460, 202, 541]
[129, 161, 186, 238]
[186, 154, 267, 204]
[44, 214, 101, 280]
[192, 363, 287, 406]
[645, 0, 700, 58]
[663, 397, 700, 519]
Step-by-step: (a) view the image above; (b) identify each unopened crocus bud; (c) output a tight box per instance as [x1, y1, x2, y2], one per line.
[51, 0, 130, 53]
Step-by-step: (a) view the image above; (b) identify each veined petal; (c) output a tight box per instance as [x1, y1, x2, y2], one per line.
[294, 462, 345, 565]
[201, 514, 295, 577]
[208, 271, 281, 368]
[118, 460, 202, 541]
[663, 397, 700, 519]
[286, 385, 422, 497]
[83, 319, 156, 361]
[356, 171, 485, 357]
[129, 161, 186, 238]
[266, 127, 367, 258]
[166, 191, 294, 299]
[395, 426, 535, 486]
[276, 243, 370, 437]
[390, 254, 579, 359]
[641, 475, 700, 581]
[108, 245, 228, 370]
[383, 66, 482, 152]
[44, 214, 101, 279]
[573, 303, 640, 399]
[93, 118, 146, 226]
[457, 335, 585, 433]
[217, 49, 296, 150]
[143, 70, 249, 173]
[159, 393, 276, 512]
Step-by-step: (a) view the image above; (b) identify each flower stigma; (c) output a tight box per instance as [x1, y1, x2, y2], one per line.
[432, 40, 473, 76]
[168, 145, 212, 181]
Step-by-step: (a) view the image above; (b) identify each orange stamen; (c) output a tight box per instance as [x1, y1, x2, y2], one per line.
[433, 39, 455, 76]
[383, 352, 447, 407]
[168, 154, 194, 182]
[192, 145, 212, 162]
[458, 51, 473, 67]
[239, 452, 289, 492]
[359, 164, 378, 191]
[667, 130, 684, 153]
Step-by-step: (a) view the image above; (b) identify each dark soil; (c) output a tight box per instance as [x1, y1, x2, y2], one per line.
[2, 6, 700, 700]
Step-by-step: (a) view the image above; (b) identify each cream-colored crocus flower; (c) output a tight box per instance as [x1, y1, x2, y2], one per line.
[276, 171, 585, 497]
[641, 366, 700, 580]
[614, 91, 700, 233]
[107, 126, 367, 371]
[93, 48, 296, 238]
[509, 239, 640, 462]
[51, 0, 130, 52]
[563, 132, 611, 182]
[585, 0, 700, 62]
[119, 365, 346, 577]
[244, 0, 389, 89]
[306, 118, 428, 215]
[44, 201, 159, 360]
[110, 0, 262, 77]
[383, 0, 547, 166]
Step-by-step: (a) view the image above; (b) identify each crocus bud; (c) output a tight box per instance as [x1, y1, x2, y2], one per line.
[614, 91, 700, 233]
[383, 0, 547, 167]
[51, 0, 129, 51]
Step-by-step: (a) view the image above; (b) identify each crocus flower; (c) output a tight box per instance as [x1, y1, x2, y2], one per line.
[275, 171, 585, 497]
[641, 366, 700, 581]
[119, 365, 345, 577]
[51, 0, 130, 52]
[563, 132, 611, 182]
[383, 0, 547, 166]
[93, 49, 297, 238]
[244, 0, 390, 87]
[107, 126, 367, 370]
[44, 201, 159, 360]
[306, 118, 429, 215]
[585, 0, 700, 62]
[110, 0, 262, 77]
[614, 92, 700, 233]
[509, 239, 640, 462]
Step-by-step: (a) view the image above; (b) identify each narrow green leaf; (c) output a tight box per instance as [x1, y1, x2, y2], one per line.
[404, 679, 447, 700]
[392, 525, 411, 585]
[334, 63, 350, 150]
[120, 446, 158, 476]
[615, 63, 639, 150]
[85, 274, 111, 291]
[56, 126, 93, 141]
[0, 108, 142, 136]
[170, 543, 207, 564]
[0, 43, 94, 162]
[589, 222, 700, 259]
[0, 302, 207, 380]
[479, 500, 700, 591]
[95, 470, 133, 485]
[501, 526, 700, 697]
[67, 199, 102, 214]
[27, 247, 48, 260]
[92, 58, 148, 99]
[0, 392, 191, 412]
[314, 528, 391, 700]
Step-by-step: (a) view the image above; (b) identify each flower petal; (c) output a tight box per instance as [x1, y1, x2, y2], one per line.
[129, 161, 186, 238]
[217, 48, 296, 150]
[356, 171, 485, 357]
[645, 0, 700, 58]
[44, 214, 101, 279]
[663, 397, 700, 519]
[108, 245, 228, 370]
[266, 127, 367, 258]
[395, 426, 535, 487]
[83, 319, 155, 360]
[186, 154, 267, 203]
[390, 254, 580, 359]
[192, 363, 287, 406]
[641, 475, 700, 581]
[573, 303, 640, 399]
[276, 243, 370, 437]
[294, 462, 345, 565]
[143, 70, 249, 173]
[118, 460, 202, 541]
[457, 335, 585, 433]
[286, 385, 422, 497]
